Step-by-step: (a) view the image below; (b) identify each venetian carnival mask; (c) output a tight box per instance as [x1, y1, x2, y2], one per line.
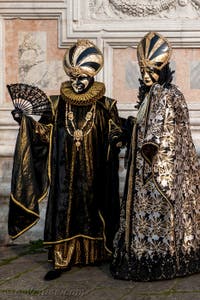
[137, 32, 172, 86]
[63, 40, 104, 94]
[69, 74, 93, 94]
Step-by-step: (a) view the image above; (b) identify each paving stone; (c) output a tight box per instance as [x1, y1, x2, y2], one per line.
[121, 294, 200, 300]
[124, 277, 177, 294]
[80, 286, 131, 300]
[1, 245, 200, 300]
[175, 273, 200, 291]
[59, 264, 136, 289]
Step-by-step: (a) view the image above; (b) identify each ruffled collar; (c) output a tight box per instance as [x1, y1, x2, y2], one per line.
[60, 81, 105, 106]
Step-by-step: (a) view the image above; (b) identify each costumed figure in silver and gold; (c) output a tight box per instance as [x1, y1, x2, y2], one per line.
[8, 40, 122, 280]
[111, 32, 200, 281]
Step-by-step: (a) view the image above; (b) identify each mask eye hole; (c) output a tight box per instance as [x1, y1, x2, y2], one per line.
[140, 67, 154, 74]
[140, 67, 145, 75]
[70, 76, 76, 82]
[146, 67, 155, 74]
[78, 75, 88, 81]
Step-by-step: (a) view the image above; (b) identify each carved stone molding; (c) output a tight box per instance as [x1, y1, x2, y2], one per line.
[68, 0, 200, 46]
[89, 0, 200, 19]
[0, 1, 200, 46]
[90, 0, 176, 18]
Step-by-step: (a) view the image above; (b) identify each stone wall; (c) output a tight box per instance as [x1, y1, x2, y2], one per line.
[1, 0, 200, 244]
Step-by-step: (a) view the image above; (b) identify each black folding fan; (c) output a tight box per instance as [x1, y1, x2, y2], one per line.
[7, 83, 52, 116]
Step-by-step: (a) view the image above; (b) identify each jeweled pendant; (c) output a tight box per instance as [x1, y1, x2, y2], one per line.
[74, 129, 83, 150]
[74, 129, 83, 140]
[75, 140, 81, 150]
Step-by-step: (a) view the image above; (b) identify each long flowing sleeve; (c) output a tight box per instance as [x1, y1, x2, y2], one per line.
[8, 115, 52, 239]
[101, 98, 121, 251]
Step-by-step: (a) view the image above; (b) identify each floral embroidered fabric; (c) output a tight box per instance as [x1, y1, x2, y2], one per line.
[111, 83, 200, 281]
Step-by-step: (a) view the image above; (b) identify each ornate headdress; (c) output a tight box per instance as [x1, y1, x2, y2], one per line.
[137, 32, 172, 71]
[63, 40, 104, 77]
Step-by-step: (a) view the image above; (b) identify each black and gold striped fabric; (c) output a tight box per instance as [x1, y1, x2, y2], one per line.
[137, 32, 172, 71]
[63, 40, 103, 77]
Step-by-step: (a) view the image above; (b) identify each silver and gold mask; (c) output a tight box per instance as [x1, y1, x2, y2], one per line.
[137, 32, 172, 86]
[63, 40, 104, 93]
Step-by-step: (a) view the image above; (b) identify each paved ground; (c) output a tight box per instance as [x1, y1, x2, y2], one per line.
[0, 241, 200, 300]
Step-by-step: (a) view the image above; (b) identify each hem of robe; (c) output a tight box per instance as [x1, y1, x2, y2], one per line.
[110, 247, 200, 281]
[46, 236, 111, 269]
[43, 210, 113, 268]
[43, 210, 112, 253]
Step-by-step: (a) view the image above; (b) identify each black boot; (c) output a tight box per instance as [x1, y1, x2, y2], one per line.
[44, 269, 62, 281]
[44, 266, 71, 281]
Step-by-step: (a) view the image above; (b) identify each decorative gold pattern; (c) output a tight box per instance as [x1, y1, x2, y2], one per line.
[65, 102, 96, 150]
[137, 32, 172, 71]
[34, 122, 51, 143]
[63, 39, 104, 78]
[52, 237, 108, 268]
[113, 83, 200, 280]
[125, 121, 137, 252]
[60, 81, 105, 106]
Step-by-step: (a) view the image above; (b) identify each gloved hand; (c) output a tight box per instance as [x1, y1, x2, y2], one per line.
[11, 109, 23, 125]
[108, 128, 124, 148]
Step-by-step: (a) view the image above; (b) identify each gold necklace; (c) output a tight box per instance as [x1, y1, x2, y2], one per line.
[65, 103, 96, 150]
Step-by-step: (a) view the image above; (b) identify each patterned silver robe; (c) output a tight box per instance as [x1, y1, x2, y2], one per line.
[111, 83, 200, 281]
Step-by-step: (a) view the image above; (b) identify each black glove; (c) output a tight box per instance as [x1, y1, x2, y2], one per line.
[108, 128, 125, 148]
[124, 116, 136, 168]
[11, 109, 23, 125]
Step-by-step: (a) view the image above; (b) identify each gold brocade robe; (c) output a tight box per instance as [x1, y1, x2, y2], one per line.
[8, 82, 121, 268]
[111, 83, 200, 281]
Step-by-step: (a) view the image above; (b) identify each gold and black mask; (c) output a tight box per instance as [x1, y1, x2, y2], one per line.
[63, 40, 104, 93]
[137, 32, 172, 86]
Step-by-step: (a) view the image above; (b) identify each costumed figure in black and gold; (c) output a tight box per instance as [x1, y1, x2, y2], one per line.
[111, 32, 200, 281]
[8, 40, 122, 280]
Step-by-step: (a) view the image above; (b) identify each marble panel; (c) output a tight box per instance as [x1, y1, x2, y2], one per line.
[0, 158, 13, 182]
[113, 48, 200, 104]
[190, 61, 200, 89]
[5, 19, 67, 103]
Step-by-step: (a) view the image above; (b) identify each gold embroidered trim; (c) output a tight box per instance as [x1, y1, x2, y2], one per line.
[60, 81, 105, 106]
[53, 238, 107, 268]
[48, 96, 55, 117]
[47, 123, 53, 183]
[10, 190, 47, 239]
[98, 210, 112, 254]
[43, 210, 112, 254]
[10, 219, 39, 240]
[125, 121, 137, 252]
[43, 234, 104, 245]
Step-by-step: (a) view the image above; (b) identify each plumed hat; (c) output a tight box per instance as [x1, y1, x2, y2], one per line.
[63, 40, 104, 77]
[137, 32, 172, 71]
